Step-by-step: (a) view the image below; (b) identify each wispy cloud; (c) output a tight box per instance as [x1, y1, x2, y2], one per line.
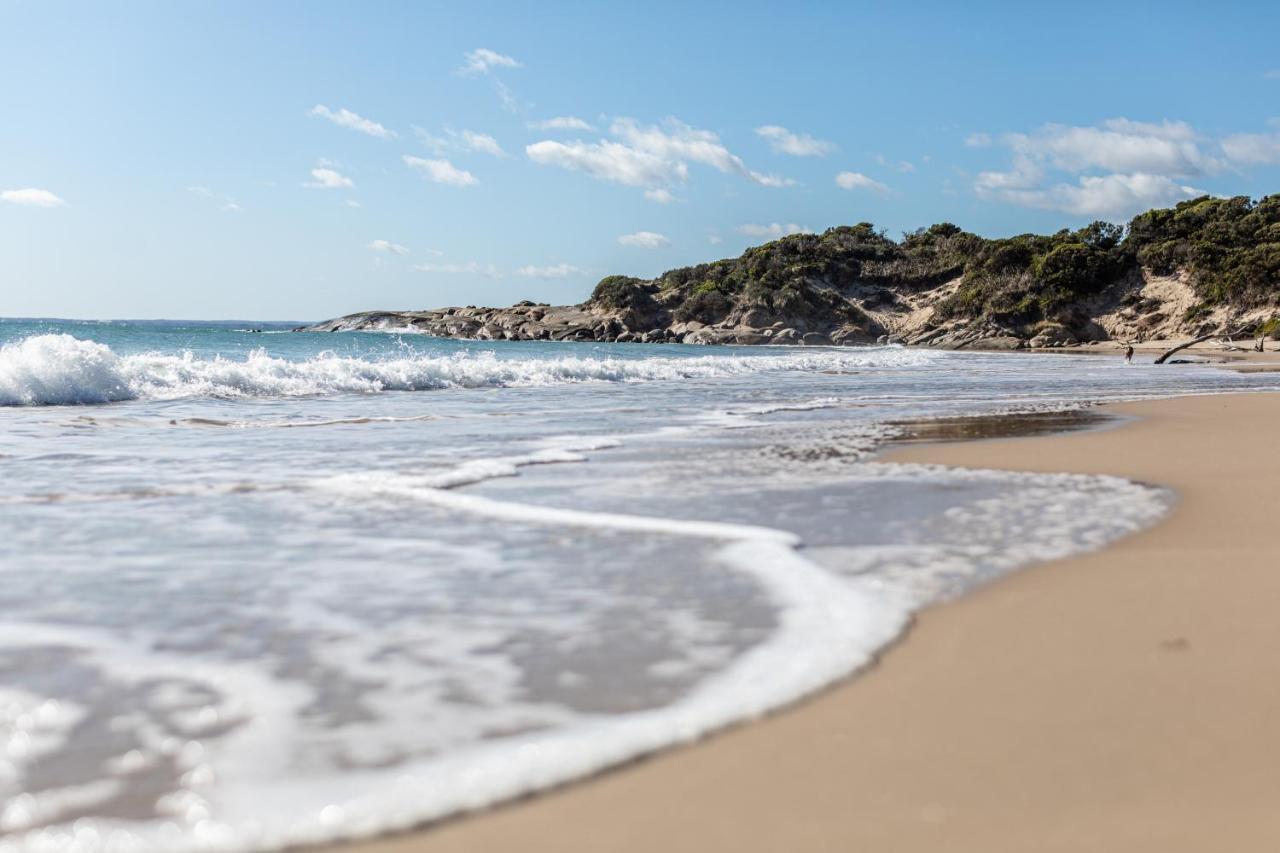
[367, 239, 409, 256]
[459, 48, 521, 75]
[417, 127, 506, 157]
[187, 185, 240, 212]
[308, 105, 395, 139]
[412, 260, 499, 277]
[617, 231, 670, 248]
[735, 223, 812, 238]
[527, 117, 792, 195]
[527, 116, 596, 132]
[458, 49, 525, 112]
[644, 188, 676, 204]
[516, 263, 586, 278]
[303, 167, 355, 189]
[403, 155, 477, 187]
[1, 188, 66, 208]
[754, 125, 835, 157]
[835, 171, 890, 193]
[965, 132, 992, 148]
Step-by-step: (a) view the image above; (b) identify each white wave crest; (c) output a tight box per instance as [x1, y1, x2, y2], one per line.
[0, 335, 134, 406]
[0, 334, 938, 407]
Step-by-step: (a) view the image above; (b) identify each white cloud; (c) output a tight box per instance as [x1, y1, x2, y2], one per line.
[1005, 118, 1222, 177]
[708, 234, 723, 245]
[617, 231, 670, 248]
[1, 188, 66, 208]
[527, 117, 792, 193]
[460, 48, 521, 75]
[835, 171, 890, 193]
[516, 263, 586, 278]
[895, 161, 915, 173]
[986, 173, 1203, 219]
[973, 153, 1043, 192]
[644, 188, 676, 203]
[368, 239, 409, 256]
[460, 130, 505, 157]
[965, 132, 992, 148]
[612, 118, 792, 187]
[344, 199, 362, 208]
[308, 105, 395, 139]
[528, 139, 683, 187]
[187, 186, 214, 198]
[403, 155, 477, 187]
[735, 223, 812, 238]
[412, 261, 499, 277]
[527, 116, 596, 132]
[1222, 131, 1280, 165]
[754, 125, 835, 157]
[972, 117, 1236, 219]
[304, 167, 354, 189]
[220, 202, 242, 212]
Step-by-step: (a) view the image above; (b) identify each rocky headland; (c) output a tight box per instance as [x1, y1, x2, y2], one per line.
[299, 195, 1280, 350]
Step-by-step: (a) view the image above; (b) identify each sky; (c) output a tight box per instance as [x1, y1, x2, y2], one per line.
[3, 1, 1280, 320]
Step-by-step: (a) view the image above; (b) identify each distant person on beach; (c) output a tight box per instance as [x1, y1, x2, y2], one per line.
[1125, 344, 1134, 363]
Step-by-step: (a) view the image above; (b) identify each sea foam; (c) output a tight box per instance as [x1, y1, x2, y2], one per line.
[0, 334, 936, 407]
[0, 335, 133, 406]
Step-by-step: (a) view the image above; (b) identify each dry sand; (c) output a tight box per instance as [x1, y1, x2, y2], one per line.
[352, 392, 1280, 853]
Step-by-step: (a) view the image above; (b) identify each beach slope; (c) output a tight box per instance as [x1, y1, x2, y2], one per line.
[355, 392, 1280, 853]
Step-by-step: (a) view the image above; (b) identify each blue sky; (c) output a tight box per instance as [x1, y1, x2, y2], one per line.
[3, 1, 1280, 320]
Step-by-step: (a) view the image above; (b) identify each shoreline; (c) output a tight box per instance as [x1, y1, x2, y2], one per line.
[348, 390, 1280, 853]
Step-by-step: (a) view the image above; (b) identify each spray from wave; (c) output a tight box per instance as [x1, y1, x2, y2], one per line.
[0, 334, 937, 407]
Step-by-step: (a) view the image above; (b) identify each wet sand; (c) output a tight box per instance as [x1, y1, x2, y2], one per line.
[350, 392, 1280, 853]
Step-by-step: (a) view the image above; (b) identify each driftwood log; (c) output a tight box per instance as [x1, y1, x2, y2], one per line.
[1154, 326, 1251, 364]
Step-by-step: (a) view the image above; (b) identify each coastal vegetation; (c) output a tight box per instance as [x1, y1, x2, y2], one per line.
[591, 194, 1280, 338]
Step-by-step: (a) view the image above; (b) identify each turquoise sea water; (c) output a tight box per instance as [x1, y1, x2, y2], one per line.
[1, 319, 1276, 850]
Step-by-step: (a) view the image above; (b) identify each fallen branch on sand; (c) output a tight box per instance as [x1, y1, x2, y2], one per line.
[1154, 326, 1252, 364]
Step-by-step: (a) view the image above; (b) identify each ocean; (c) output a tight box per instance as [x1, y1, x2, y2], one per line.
[1, 319, 1276, 850]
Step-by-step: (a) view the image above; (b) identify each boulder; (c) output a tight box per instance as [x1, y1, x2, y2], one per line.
[970, 335, 1026, 351]
[733, 330, 772, 345]
[773, 328, 800, 344]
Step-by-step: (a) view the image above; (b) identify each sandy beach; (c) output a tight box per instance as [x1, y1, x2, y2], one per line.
[351, 390, 1280, 853]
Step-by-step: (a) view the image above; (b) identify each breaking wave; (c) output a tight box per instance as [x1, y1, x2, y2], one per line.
[0, 334, 938, 407]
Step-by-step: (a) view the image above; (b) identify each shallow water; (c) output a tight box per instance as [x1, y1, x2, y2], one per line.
[1, 319, 1277, 850]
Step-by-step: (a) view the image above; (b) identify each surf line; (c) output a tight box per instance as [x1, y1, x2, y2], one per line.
[308, 470, 909, 796]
